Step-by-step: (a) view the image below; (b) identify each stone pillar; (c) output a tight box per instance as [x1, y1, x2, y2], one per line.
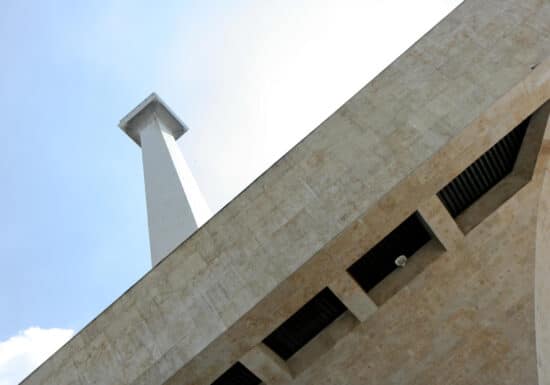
[119, 93, 211, 266]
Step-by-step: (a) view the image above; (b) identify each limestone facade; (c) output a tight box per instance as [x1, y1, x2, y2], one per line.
[21, 0, 550, 384]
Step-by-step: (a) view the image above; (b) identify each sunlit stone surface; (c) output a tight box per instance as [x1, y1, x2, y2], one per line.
[21, 0, 550, 384]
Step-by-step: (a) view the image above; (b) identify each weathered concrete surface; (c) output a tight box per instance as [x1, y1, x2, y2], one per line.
[21, 0, 550, 384]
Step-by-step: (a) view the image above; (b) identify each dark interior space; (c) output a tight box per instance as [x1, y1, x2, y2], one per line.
[348, 212, 432, 293]
[437, 117, 530, 217]
[211, 362, 262, 385]
[263, 287, 347, 360]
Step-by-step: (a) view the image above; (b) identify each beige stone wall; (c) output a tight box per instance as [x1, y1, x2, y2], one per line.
[21, 0, 550, 384]
[292, 157, 541, 385]
[535, 104, 550, 385]
[289, 102, 550, 385]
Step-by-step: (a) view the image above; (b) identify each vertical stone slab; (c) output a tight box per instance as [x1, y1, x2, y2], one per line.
[329, 273, 378, 322]
[241, 344, 293, 385]
[418, 195, 464, 251]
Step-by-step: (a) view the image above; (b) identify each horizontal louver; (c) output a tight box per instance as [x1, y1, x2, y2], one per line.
[263, 288, 346, 360]
[437, 118, 529, 217]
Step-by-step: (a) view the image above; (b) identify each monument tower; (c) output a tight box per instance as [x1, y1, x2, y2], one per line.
[21, 0, 550, 384]
[119, 93, 211, 265]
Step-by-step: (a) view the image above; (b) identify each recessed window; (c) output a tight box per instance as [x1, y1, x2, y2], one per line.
[437, 117, 529, 218]
[263, 287, 346, 360]
[348, 212, 432, 293]
[211, 362, 261, 385]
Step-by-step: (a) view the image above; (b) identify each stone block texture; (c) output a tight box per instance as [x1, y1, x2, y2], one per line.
[21, 0, 550, 384]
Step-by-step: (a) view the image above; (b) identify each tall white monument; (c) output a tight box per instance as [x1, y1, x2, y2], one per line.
[119, 93, 211, 266]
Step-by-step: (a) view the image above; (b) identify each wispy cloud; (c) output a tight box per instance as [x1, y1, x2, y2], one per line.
[0, 327, 74, 385]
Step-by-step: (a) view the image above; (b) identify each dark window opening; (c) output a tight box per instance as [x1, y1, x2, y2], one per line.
[211, 362, 261, 385]
[437, 117, 529, 218]
[348, 212, 432, 293]
[263, 287, 346, 360]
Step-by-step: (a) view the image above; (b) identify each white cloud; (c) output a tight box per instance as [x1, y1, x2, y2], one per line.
[0, 327, 74, 385]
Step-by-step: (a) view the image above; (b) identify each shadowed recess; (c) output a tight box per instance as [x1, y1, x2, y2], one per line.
[348, 212, 432, 293]
[210, 362, 262, 385]
[437, 117, 530, 218]
[263, 288, 347, 360]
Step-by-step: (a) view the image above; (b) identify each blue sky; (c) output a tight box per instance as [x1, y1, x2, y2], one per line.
[0, 0, 461, 382]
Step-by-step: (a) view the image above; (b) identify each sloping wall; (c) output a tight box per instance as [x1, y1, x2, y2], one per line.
[22, 0, 550, 384]
[291, 134, 545, 385]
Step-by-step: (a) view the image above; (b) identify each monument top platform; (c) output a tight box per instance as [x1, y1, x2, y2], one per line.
[119, 92, 188, 146]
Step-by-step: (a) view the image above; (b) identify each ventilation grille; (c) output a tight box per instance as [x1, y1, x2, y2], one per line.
[263, 288, 346, 360]
[211, 362, 261, 385]
[348, 212, 431, 293]
[437, 118, 529, 218]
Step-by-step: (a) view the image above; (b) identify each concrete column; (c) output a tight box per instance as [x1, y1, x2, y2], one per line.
[119, 93, 211, 266]
[329, 273, 377, 322]
[418, 195, 464, 251]
[241, 344, 293, 385]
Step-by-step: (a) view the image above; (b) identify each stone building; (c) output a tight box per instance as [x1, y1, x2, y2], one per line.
[21, 0, 550, 384]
